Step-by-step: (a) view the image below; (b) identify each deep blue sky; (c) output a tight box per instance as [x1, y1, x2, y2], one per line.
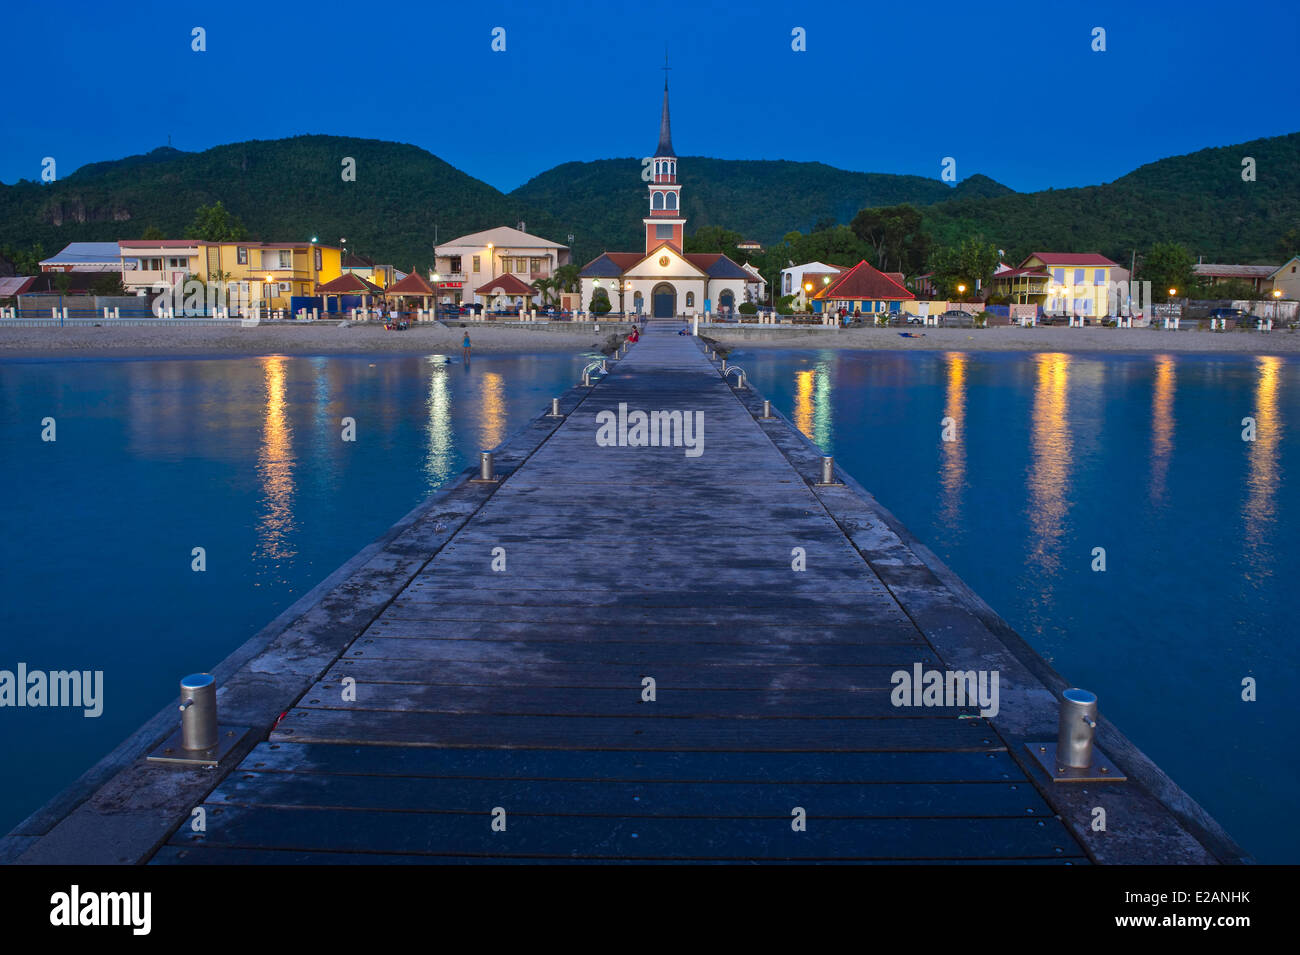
[4, 0, 1297, 193]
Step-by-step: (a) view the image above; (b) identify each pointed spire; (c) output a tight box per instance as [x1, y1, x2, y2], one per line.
[656, 55, 675, 158]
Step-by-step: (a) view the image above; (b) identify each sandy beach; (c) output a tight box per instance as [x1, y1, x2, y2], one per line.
[1, 320, 1298, 358]
[0, 322, 610, 359]
[708, 323, 1300, 355]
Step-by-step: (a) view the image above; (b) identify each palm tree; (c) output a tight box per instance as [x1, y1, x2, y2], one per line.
[532, 277, 556, 306]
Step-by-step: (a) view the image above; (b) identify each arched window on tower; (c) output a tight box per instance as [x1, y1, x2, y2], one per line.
[666, 192, 677, 210]
[652, 192, 664, 210]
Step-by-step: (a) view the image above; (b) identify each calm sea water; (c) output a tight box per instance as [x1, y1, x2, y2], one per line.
[0, 351, 589, 835]
[1, 348, 1294, 862]
[732, 348, 1298, 863]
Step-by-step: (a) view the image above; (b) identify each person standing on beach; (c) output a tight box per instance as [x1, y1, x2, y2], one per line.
[462, 332, 471, 362]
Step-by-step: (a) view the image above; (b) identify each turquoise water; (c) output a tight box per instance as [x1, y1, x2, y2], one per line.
[732, 348, 1298, 863]
[0, 351, 589, 835]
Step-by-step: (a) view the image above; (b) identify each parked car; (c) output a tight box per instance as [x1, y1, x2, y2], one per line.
[938, 309, 974, 328]
[1208, 307, 1246, 321]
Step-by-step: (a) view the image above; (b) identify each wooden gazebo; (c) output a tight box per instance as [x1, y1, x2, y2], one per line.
[386, 268, 436, 317]
[315, 272, 384, 315]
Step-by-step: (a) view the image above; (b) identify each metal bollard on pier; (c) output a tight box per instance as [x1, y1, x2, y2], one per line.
[472, 450, 499, 484]
[1026, 688, 1127, 783]
[146, 673, 247, 767]
[816, 456, 843, 486]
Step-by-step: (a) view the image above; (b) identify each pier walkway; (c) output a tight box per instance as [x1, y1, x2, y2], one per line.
[5, 323, 1246, 864]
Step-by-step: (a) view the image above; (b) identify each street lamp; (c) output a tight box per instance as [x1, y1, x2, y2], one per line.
[432, 272, 441, 318]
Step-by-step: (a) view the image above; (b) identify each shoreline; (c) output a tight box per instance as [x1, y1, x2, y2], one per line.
[0, 323, 607, 360]
[2, 322, 1298, 358]
[704, 324, 1300, 354]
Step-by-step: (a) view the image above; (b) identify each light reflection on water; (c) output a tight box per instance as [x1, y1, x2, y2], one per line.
[733, 346, 1297, 863]
[1026, 353, 1072, 584]
[0, 350, 588, 839]
[1243, 355, 1283, 582]
[256, 356, 296, 566]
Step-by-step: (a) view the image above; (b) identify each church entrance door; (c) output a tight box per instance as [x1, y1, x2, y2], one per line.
[652, 283, 676, 318]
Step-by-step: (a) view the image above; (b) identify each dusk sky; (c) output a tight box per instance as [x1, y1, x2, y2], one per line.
[4, 0, 1297, 193]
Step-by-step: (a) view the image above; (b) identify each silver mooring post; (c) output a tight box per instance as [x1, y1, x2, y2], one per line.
[179, 673, 218, 751]
[601, 359, 608, 373]
[146, 673, 247, 767]
[1057, 688, 1098, 769]
[1025, 687, 1126, 782]
[721, 358, 728, 373]
[761, 399, 773, 419]
[477, 451, 497, 482]
[817, 456, 841, 486]
[582, 370, 592, 386]
[547, 397, 562, 417]
[710, 349, 716, 360]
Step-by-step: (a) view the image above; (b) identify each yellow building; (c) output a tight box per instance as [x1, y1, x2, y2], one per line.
[118, 239, 343, 309]
[992, 252, 1128, 317]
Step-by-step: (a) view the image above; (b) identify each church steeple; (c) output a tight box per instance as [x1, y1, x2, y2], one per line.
[644, 65, 684, 256]
[655, 78, 675, 158]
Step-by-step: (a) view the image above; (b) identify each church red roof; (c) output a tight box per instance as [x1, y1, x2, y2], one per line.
[475, 273, 537, 296]
[814, 260, 915, 301]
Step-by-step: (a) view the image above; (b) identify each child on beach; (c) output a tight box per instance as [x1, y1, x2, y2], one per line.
[462, 332, 471, 361]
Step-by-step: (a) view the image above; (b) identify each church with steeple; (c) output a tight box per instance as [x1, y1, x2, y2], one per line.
[579, 76, 756, 318]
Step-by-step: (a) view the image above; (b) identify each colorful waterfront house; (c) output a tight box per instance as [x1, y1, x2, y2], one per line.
[39, 242, 122, 273]
[577, 75, 755, 318]
[118, 239, 342, 309]
[216, 241, 343, 309]
[1268, 256, 1300, 300]
[991, 252, 1125, 317]
[809, 260, 915, 315]
[435, 225, 571, 310]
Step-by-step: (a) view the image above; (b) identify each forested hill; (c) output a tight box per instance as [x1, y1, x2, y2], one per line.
[2, 131, 1294, 271]
[922, 132, 1300, 263]
[508, 158, 1014, 252]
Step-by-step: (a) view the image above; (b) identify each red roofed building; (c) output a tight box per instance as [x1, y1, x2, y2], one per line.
[578, 72, 759, 318]
[810, 260, 915, 316]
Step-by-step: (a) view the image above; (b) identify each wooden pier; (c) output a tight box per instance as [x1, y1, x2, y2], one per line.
[3, 324, 1247, 864]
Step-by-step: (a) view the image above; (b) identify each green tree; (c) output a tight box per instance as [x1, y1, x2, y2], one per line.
[589, 285, 611, 314]
[553, 263, 582, 292]
[140, 226, 166, 240]
[1141, 242, 1194, 301]
[850, 204, 933, 274]
[186, 201, 248, 242]
[928, 238, 999, 298]
[1, 242, 45, 275]
[685, 225, 745, 255]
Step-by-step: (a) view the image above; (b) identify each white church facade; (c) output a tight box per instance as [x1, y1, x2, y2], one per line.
[579, 80, 756, 318]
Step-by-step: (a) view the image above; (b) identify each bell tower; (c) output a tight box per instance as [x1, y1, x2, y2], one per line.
[643, 69, 684, 256]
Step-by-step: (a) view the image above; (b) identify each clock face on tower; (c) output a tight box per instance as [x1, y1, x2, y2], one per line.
[658, 256, 669, 267]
